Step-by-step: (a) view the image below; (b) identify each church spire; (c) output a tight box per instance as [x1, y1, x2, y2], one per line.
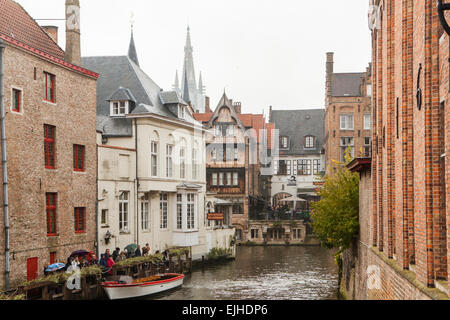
[128, 29, 139, 66]
[183, 70, 191, 104]
[198, 71, 205, 95]
[173, 70, 180, 91]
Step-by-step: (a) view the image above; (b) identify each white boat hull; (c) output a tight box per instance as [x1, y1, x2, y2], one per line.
[102, 274, 184, 300]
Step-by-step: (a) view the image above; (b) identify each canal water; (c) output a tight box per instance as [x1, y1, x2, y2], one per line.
[152, 246, 339, 300]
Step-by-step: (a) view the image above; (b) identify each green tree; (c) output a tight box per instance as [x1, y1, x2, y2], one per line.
[311, 150, 359, 252]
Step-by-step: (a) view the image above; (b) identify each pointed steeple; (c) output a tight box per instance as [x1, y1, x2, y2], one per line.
[198, 71, 205, 95]
[185, 25, 193, 51]
[183, 70, 191, 104]
[128, 29, 139, 66]
[173, 70, 180, 91]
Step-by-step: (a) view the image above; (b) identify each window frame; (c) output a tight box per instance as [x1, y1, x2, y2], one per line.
[12, 87, 22, 113]
[364, 114, 371, 130]
[340, 114, 354, 130]
[44, 125, 56, 169]
[304, 136, 315, 149]
[73, 144, 85, 172]
[43, 72, 56, 103]
[141, 193, 150, 231]
[176, 194, 183, 230]
[151, 141, 158, 177]
[212, 173, 218, 186]
[166, 144, 173, 178]
[160, 193, 168, 229]
[46, 193, 57, 237]
[74, 207, 86, 234]
[119, 191, 129, 233]
[180, 147, 186, 179]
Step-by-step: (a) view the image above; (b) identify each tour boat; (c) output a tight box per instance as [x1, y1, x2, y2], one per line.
[101, 273, 184, 300]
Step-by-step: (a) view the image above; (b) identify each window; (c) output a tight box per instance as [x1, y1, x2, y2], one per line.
[226, 172, 232, 186]
[73, 145, 85, 172]
[160, 193, 168, 229]
[180, 147, 186, 179]
[141, 193, 149, 231]
[166, 145, 173, 178]
[187, 194, 195, 229]
[287, 160, 292, 176]
[340, 114, 354, 130]
[46, 193, 57, 236]
[233, 172, 239, 186]
[111, 101, 127, 116]
[313, 159, 321, 175]
[101, 209, 108, 226]
[211, 148, 217, 161]
[280, 136, 289, 149]
[227, 125, 234, 136]
[44, 125, 56, 169]
[305, 136, 315, 148]
[212, 173, 218, 186]
[192, 149, 198, 180]
[177, 194, 183, 230]
[297, 160, 312, 175]
[340, 137, 355, 162]
[119, 192, 129, 232]
[178, 105, 186, 119]
[234, 146, 239, 161]
[151, 141, 158, 177]
[366, 84, 372, 97]
[293, 229, 302, 239]
[44, 72, 55, 103]
[251, 229, 259, 239]
[364, 114, 371, 130]
[278, 160, 288, 175]
[233, 203, 244, 214]
[12, 88, 21, 112]
[219, 173, 224, 186]
[74, 207, 86, 233]
[364, 137, 372, 157]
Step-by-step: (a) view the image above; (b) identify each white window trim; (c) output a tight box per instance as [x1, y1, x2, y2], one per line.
[110, 100, 129, 117]
[151, 141, 159, 177]
[340, 114, 354, 130]
[141, 193, 150, 231]
[364, 114, 371, 130]
[166, 144, 173, 178]
[119, 191, 129, 233]
[160, 193, 168, 230]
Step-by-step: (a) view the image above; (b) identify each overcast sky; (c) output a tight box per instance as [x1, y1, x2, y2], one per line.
[16, 0, 371, 116]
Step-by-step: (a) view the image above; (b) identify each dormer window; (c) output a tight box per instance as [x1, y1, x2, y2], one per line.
[305, 136, 315, 149]
[110, 101, 129, 116]
[280, 136, 289, 149]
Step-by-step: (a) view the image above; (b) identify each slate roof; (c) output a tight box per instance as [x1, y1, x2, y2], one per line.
[107, 87, 137, 102]
[83, 54, 200, 137]
[331, 73, 364, 97]
[270, 109, 325, 156]
[0, 0, 65, 60]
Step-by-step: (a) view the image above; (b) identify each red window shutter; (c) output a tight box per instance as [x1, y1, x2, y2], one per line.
[44, 125, 56, 169]
[74, 207, 86, 233]
[73, 145, 85, 172]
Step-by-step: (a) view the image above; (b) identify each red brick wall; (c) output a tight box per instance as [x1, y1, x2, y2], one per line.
[0, 43, 97, 289]
[369, 0, 449, 297]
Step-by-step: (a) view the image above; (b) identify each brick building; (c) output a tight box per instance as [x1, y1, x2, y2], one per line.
[341, 0, 450, 299]
[194, 94, 271, 242]
[0, 0, 98, 290]
[324, 52, 372, 170]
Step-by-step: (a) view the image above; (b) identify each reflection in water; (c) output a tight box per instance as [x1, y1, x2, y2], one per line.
[153, 246, 339, 300]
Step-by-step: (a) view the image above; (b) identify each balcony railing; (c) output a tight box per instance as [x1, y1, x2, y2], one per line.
[249, 211, 310, 221]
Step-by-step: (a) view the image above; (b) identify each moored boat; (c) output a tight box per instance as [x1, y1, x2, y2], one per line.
[101, 273, 184, 300]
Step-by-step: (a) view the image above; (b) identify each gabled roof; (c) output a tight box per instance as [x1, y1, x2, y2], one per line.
[206, 92, 246, 130]
[107, 87, 137, 102]
[83, 54, 200, 136]
[270, 109, 325, 156]
[0, 0, 65, 60]
[331, 73, 364, 97]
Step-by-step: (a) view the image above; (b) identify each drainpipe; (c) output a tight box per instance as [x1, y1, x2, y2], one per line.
[0, 38, 10, 291]
[135, 119, 139, 246]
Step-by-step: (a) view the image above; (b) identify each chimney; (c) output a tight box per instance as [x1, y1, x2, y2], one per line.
[233, 102, 242, 114]
[269, 106, 272, 123]
[42, 26, 58, 44]
[65, 0, 81, 65]
[325, 52, 334, 101]
[205, 96, 211, 113]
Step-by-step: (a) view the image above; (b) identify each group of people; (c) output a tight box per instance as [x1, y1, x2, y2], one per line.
[45, 243, 169, 277]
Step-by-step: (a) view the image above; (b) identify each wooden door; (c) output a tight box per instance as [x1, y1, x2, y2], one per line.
[27, 257, 38, 281]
